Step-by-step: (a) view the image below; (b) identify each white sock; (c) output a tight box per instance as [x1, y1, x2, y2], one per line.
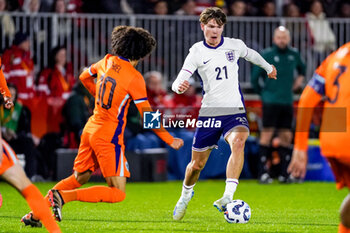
[181, 183, 195, 199]
[223, 178, 238, 200]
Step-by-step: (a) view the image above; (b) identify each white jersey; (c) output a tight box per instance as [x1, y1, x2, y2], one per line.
[172, 37, 273, 117]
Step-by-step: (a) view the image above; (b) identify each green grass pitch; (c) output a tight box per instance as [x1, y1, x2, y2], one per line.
[0, 180, 346, 232]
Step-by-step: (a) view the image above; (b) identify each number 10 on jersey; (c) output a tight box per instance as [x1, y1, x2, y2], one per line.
[97, 74, 116, 110]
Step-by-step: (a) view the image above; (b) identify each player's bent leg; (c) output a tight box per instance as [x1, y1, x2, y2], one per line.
[105, 176, 126, 193]
[1, 164, 61, 232]
[1, 163, 32, 191]
[213, 128, 248, 212]
[184, 150, 212, 186]
[27, 170, 89, 223]
[49, 173, 124, 221]
[340, 194, 350, 232]
[173, 149, 211, 221]
[225, 127, 249, 179]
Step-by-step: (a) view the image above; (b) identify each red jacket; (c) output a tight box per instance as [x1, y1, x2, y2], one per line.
[36, 63, 75, 133]
[37, 63, 75, 99]
[2, 46, 34, 102]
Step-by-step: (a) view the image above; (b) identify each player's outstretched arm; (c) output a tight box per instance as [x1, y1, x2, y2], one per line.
[288, 85, 322, 178]
[134, 100, 184, 150]
[172, 70, 192, 94]
[268, 65, 277, 80]
[288, 149, 308, 178]
[244, 48, 277, 79]
[170, 138, 184, 150]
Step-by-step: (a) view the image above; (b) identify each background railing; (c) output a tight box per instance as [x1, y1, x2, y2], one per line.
[1, 13, 350, 89]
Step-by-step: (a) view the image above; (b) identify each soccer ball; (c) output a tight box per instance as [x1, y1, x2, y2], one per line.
[224, 200, 251, 224]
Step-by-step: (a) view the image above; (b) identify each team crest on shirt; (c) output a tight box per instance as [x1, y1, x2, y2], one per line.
[225, 50, 235, 62]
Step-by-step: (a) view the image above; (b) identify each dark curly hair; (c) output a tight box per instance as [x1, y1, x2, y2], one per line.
[111, 26, 156, 61]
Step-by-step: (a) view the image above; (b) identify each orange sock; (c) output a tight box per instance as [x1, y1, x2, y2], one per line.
[339, 223, 350, 233]
[52, 174, 82, 190]
[43, 175, 82, 206]
[22, 184, 61, 233]
[60, 186, 125, 204]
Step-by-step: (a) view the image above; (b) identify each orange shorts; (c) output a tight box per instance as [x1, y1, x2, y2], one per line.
[0, 140, 18, 175]
[73, 132, 130, 178]
[327, 157, 350, 190]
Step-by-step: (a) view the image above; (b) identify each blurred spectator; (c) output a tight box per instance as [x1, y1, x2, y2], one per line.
[62, 81, 92, 148]
[260, 1, 276, 17]
[0, 83, 43, 179]
[66, 0, 82, 13]
[251, 26, 306, 184]
[215, 0, 227, 15]
[50, 0, 72, 48]
[283, 2, 301, 17]
[322, 0, 342, 17]
[21, 0, 47, 67]
[0, 0, 15, 52]
[2, 32, 35, 109]
[338, 1, 350, 18]
[245, 0, 258, 16]
[6, 0, 20, 11]
[37, 46, 75, 133]
[53, 0, 64, 12]
[153, 0, 168, 15]
[194, 0, 215, 15]
[144, 71, 172, 109]
[82, 0, 132, 14]
[306, 0, 336, 54]
[175, 0, 196, 15]
[39, 0, 54, 12]
[228, 0, 246, 16]
[22, 0, 41, 13]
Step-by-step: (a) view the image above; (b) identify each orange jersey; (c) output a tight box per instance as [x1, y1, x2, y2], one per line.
[79, 55, 174, 146]
[295, 42, 350, 158]
[0, 140, 18, 175]
[0, 58, 11, 98]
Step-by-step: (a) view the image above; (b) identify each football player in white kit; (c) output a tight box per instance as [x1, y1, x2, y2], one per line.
[172, 7, 277, 220]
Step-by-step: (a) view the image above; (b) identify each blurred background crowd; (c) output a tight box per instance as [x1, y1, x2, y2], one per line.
[0, 0, 349, 182]
[1, 0, 350, 17]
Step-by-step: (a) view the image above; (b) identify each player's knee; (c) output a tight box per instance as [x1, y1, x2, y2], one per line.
[110, 187, 126, 203]
[191, 161, 205, 172]
[75, 171, 91, 185]
[230, 137, 246, 153]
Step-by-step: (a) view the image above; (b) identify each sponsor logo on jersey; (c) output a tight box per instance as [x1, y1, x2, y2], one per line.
[203, 59, 211, 64]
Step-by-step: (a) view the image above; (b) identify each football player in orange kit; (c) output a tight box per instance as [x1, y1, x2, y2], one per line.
[288, 42, 350, 233]
[0, 57, 61, 232]
[22, 26, 184, 226]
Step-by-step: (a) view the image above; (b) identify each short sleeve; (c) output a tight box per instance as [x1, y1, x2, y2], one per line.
[307, 56, 329, 96]
[307, 72, 325, 96]
[128, 74, 148, 104]
[87, 63, 99, 77]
